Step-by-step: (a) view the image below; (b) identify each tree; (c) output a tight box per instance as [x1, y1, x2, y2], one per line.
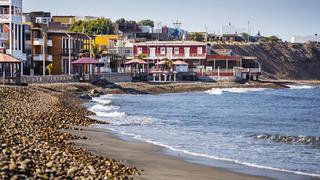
[241, 33, 249, 42]
[115, 18, 136, 25]
[258, 35, 281, 43]
[189, 32, 205, 42]
[69, 18, 114, 35]
[138, 19, 154, 28]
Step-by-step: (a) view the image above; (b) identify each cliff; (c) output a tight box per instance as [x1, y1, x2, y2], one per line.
[213, 42, 320, 80]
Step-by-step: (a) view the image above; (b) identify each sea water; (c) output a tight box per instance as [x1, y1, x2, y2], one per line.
[86, 85, 320, 178]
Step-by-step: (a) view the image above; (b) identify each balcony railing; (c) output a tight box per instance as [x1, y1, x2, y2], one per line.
[146, 53, 206, 59]
[0, 14, 10, 23]
[33, 38, 53, 47]
[33, 54, 53, 62]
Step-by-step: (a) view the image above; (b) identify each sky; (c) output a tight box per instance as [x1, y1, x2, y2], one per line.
[23, 0, 320, 41]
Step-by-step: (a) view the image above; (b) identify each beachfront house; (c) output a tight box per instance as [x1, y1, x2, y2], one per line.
[132, 41, 207, 81]
[203, 49, 261, 81]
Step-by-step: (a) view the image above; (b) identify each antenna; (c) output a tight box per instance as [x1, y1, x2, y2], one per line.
[173, 20, 182, 40]
[173, 20, 182, 29]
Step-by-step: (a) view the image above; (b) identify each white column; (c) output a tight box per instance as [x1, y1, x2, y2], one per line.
[17, 24, 20, 51]
[20, 24, 23, 51]
[13, 23, 16, 51]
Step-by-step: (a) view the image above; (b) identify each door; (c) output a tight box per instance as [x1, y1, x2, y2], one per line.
[150, 48, 156, 58]
[167, 47, 173, 59]
[184, 47, 190, 58]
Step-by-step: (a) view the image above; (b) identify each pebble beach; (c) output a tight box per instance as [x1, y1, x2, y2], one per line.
[0, 84, 139, 179]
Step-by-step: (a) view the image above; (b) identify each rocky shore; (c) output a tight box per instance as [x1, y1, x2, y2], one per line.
[0, 84, 139, 179]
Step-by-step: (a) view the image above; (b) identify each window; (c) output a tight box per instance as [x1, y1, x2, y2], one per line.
[138, 47, 143, 55]
[174, 47, 179, 55]
[160, 47, 166, 55]
[197, 47, 203, 55]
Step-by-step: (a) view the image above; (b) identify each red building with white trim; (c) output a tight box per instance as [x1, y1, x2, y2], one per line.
[133, 41, 207, 70]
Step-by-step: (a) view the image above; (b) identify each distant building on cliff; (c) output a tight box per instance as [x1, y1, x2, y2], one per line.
[291, 34, 320, 43]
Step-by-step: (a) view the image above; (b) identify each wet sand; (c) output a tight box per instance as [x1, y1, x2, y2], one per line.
[67, 127, 271, 180]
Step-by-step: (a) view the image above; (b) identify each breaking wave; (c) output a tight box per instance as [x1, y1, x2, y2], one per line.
[250, 134, 320, 146]
[205, 88, 267, 95]
[287, 85, 319, 90]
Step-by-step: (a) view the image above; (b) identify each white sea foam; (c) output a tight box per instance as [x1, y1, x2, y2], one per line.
[287, 85, 318, 90]
[206, 88, 267, 95]
[94, 111, 126, 118]
[91, 98, 112, 105]
[88, 104, 120, 112]
[105, 129, 320, 178]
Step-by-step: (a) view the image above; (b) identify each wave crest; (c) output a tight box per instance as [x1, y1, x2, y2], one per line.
[250, 134, 320, 146]
[205, 88, 266, 95]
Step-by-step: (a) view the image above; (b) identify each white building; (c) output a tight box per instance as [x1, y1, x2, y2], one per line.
[291, 34, 320, 43]
[0, 0, 26, 73]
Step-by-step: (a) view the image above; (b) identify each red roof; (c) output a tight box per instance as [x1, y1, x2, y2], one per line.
[72, 58, 100, 64]
[206, 54, 242, 61]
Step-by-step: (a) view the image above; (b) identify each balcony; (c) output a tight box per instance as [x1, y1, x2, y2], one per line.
[33, 54, 53, 62]
[0, 0, 22, 7]
[33, 38, 53, 47]
[0, 14, 10, 23]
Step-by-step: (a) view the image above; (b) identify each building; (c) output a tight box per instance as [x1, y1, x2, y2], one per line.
[51, 16, 76, 28]
[47, 31, 93, 75]
[0, 0, 26, 74]
[133, 41, 207, 73]
[23, 11, 51, 25]
[203, 49, 261, 81]
[291, 34, 320, 43]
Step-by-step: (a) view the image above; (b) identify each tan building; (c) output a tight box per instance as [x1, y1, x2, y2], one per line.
[47, 31, 93, 75]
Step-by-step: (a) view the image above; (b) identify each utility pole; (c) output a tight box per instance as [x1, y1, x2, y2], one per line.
[248, 21, 250, 43]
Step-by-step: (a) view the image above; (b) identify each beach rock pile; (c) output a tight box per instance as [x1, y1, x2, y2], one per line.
[0, 85, 139, 179]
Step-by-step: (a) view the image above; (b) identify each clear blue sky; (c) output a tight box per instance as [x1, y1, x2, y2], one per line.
[24, 0, 320, 41]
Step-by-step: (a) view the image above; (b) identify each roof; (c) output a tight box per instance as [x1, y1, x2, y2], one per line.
[0, 54, 22, 63]
[133, 41, 206, 46]
[72, 58, 100, 64]
[125, 59, 148, 65]
[206, 54, 242, 61]
[173, 60, 188, 65]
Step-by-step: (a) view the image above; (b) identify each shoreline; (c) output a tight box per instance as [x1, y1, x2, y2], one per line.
[66, 126, 318, 180]
[66, 127, 271, 180]
[1, 81, 320, 179]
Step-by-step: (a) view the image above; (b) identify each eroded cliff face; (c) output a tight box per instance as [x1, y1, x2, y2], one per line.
[212, 42, 320, 79]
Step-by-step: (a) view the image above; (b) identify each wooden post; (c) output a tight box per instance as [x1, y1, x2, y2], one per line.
[226, 59, 228, 72]
[3, 63, 6, 85]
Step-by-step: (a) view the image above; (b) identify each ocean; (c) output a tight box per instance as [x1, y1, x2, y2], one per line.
[86, 85, 320, 178]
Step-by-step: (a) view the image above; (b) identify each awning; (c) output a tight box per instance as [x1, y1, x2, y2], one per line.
[72, 57, 100, 64]
[125, 59, 148, 65]
[173, 60, 188, 65]
[0, 54, 22, 63]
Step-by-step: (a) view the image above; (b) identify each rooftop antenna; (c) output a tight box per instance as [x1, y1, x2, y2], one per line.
[173, 20, 182, 39]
